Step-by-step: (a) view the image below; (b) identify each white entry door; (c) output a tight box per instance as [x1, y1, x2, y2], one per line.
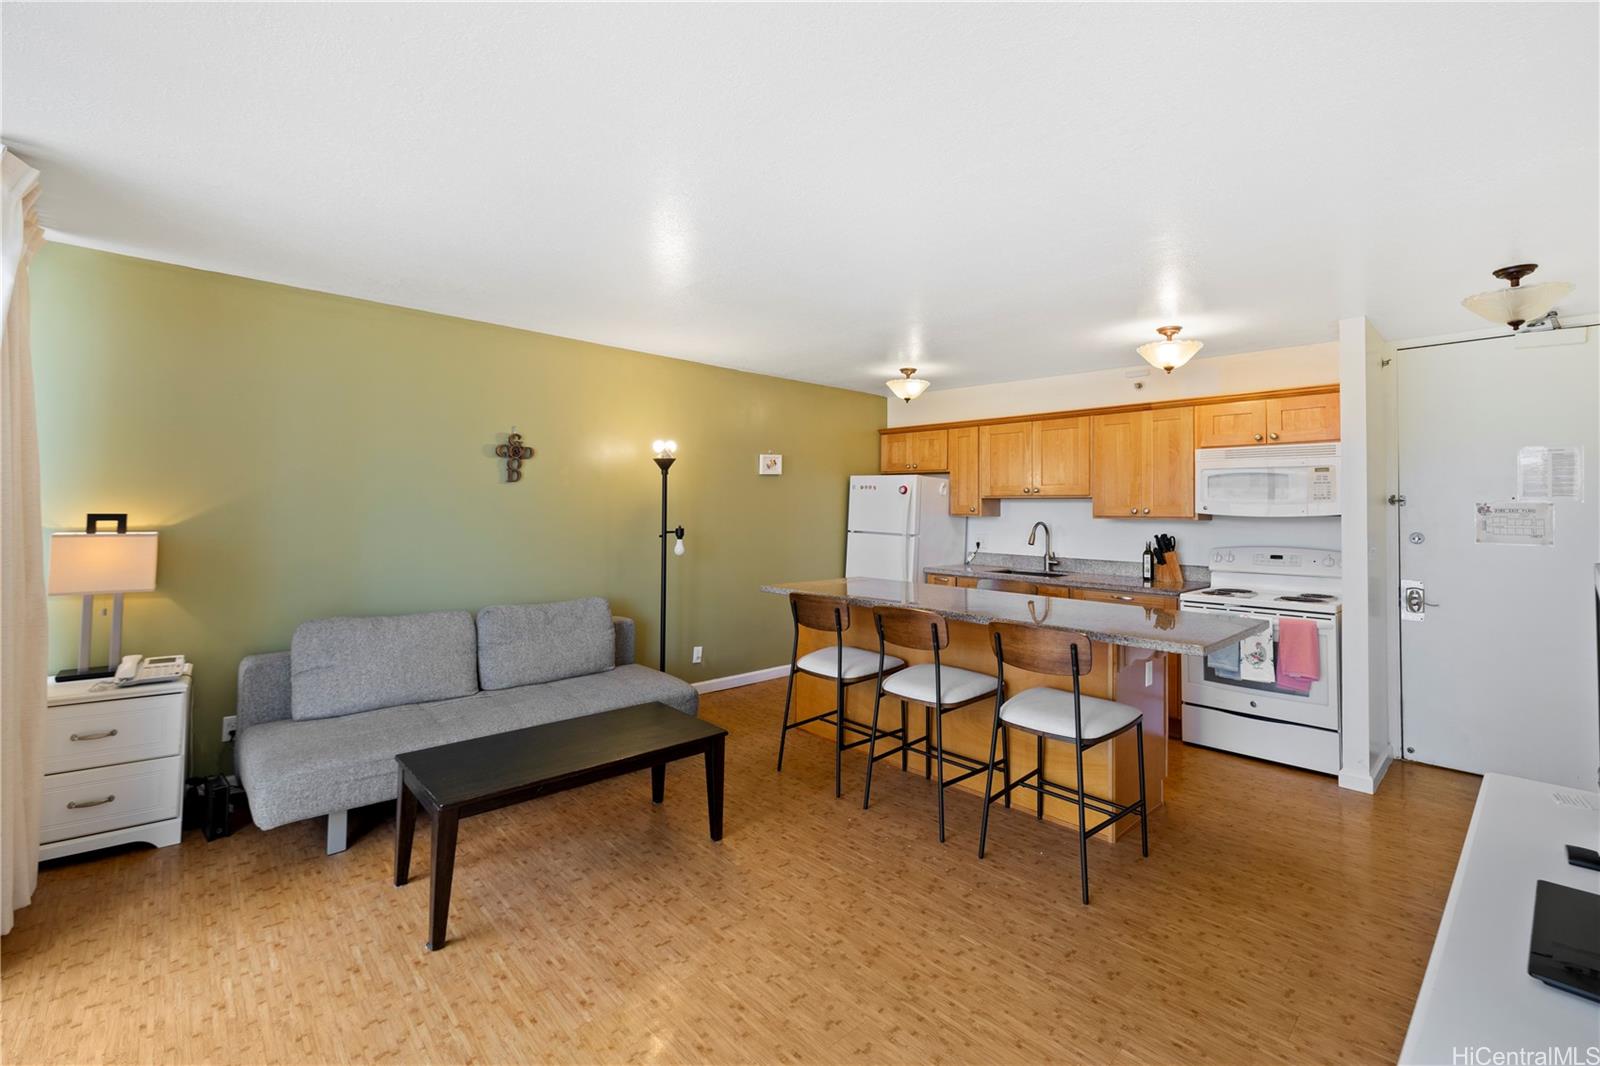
[1397, 326, 1599, 789]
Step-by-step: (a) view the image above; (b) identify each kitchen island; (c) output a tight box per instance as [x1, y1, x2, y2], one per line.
[761, 577, 1266, 839]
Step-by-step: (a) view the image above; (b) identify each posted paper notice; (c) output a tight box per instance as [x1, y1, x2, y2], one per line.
[1517, 445, 1584, 502]
[1475, 501, 1554, 546]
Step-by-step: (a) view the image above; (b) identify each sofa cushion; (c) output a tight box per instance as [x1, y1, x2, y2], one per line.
[290, 610, 478, 720]
[236, 664, 699, 830]
[476, 597, 616, 690]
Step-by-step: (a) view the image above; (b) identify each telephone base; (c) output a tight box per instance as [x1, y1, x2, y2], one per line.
[54, 665, 115, 682]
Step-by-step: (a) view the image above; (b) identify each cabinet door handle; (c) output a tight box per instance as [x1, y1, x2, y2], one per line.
[1269, 432, 1279, 440]
[1129, 508, 1137, 515]
[69, 729, 119, 742]
[67, 795, 115, 809]
[1254, 433, 1263, 442]
[1143, 508, 1151, 514]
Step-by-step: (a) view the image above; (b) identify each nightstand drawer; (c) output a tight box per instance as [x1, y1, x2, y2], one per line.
[45, 691, 184, 774]
[41, 756, 182, 844]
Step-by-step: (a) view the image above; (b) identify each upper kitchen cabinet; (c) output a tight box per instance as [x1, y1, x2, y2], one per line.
[978, 417, 1090, 498]
[1266, 392, 1340, 443]
[879, 428, 949, 473]
[1034, 417, 1091, 496]
[978, 421, 1034, 496]
[947, 426, 999, 516]
[1195, 391, 1340, 448]
[1090, 407, 1194, 518]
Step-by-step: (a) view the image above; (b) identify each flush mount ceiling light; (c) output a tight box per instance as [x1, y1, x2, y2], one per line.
[1462, 264, 1573, 331]
[1136, 325, 1202, 375]
[885, 366, 930, 403]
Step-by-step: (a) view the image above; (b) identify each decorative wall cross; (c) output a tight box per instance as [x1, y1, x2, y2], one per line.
[495, 430, 534, 482]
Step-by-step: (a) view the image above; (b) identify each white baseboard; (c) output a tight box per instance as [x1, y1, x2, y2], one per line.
[693, 665, 788, 694]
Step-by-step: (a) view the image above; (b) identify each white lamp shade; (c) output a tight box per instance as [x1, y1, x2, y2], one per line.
[1137, 337, 1203, 374]
[48, 532, 158, 595]
[885, 375, 930, 401]
[1461, 281, 1573, 327]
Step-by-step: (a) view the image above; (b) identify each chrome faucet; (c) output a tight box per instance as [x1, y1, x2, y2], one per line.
[1027, 522, 1058, 572]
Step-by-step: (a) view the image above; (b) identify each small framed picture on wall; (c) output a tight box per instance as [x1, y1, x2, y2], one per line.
[758, 454, 783, 476]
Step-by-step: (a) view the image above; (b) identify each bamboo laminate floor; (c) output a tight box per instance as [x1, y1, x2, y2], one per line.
[2, 679, 1479, 1066]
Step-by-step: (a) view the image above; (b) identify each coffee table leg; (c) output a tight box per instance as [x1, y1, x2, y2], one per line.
[704, 736, 725, 841]
[427, 808, 460, 951]
[394, 768, 416, 887]
[651, 763, 665, 804]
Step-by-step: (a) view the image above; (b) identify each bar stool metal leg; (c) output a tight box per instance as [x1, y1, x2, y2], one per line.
[1136, 721, 1149, 858]
[978, 703, 1002, 860]
[862, 680, 886, 810]
[923, 705, 932, 779]
[777, 658, 797, 771]
[1036, 734, 1045, 820]
[834, 673, 846, 798]
[1000, 726, 1011, 809]
[933, 698, 948, 843]
[1075, 729, 1090, 905]
[900, 703, 909, 773]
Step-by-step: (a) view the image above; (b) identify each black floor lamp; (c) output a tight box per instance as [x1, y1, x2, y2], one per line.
[652, 440, 685, 673]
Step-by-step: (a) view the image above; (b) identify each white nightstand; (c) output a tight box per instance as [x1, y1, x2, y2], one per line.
[41, 675, 191, 861]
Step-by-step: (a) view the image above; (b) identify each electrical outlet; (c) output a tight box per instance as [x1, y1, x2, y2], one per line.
[221, 715, 238, 743]
[692, 646, 703, 664]
[1144, 661, 1153, 687]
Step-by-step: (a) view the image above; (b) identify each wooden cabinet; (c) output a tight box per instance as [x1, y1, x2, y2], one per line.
[879, 429, 948, 473]
[1069, 587, 1175, 611]
[978, 422, 1034, 497]
[947, 426, 998, 516]
[1195, 391, 1339, 448]
[978, 417, 1090, 498]
[1089, 411, 1146, 517]
[1267, 392, 1340, 443]
[925, 572, 957, 586]
[1194, 400, 1268, 448]
[1034, 417, 1091, 496]
[1090, 407, 1194, 518]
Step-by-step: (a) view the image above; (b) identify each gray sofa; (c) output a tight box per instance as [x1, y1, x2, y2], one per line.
[235, 597, 698, 853]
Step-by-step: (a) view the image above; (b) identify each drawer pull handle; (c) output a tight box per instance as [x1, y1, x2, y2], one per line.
[67, 795, 115, 809]
[69, 729, 119, 742]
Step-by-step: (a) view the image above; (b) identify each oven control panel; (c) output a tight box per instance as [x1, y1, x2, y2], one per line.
[1208, 546, 1342, 578]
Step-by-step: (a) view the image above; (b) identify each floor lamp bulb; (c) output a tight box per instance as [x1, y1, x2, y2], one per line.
[674, 539, 685, 556]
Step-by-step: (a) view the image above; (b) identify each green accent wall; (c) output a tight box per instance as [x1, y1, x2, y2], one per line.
[32, 245, 884, 776]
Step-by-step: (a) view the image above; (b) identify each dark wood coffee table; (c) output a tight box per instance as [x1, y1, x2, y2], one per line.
[394, 702, 728, 950]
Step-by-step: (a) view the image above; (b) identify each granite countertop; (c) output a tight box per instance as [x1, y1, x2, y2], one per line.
[761, 577, 1265, 656]
[923, 553, 1210, 597]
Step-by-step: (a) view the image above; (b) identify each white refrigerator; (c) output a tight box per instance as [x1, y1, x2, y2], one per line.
[844, 475, 966, 582]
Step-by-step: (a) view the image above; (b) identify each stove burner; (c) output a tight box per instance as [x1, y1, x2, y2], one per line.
[1200, 588, 1255, 597]
[1278, 594, 1338, 603]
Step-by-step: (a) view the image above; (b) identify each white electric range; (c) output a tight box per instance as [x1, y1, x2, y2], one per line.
[1179, 546, 1343, 774]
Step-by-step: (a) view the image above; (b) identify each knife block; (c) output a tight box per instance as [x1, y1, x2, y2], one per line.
[1153, 550, 1184, 589]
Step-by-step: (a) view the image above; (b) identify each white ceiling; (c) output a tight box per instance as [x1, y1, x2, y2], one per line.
[4, 3, 1596, 393]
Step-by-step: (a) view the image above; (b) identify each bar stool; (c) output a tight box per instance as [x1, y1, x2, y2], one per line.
[978, 621, 1149, 904]
[863, 605, 998, 842]
[778, 593, 906, 798]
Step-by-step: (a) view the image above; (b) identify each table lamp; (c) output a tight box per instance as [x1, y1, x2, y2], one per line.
[47, 513, 159, 681]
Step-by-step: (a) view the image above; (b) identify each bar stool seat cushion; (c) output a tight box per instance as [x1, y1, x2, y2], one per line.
[796, 646, 904, 680]
[999, 686, 1140, 742]
[881, 663, 997, 705]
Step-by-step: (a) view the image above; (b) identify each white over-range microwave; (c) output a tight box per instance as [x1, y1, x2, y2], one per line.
[1194, 442, 1341, 517]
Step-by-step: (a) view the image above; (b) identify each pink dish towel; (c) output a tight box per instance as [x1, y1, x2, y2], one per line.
[1277, 618, 1320, 693]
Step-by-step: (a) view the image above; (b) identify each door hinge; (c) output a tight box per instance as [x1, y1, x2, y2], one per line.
[1387, 494, 1407, 506]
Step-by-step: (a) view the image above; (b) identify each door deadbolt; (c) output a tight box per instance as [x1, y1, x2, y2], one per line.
[1409, 532, 1425, 545]
[1401, 579, 1437, 621]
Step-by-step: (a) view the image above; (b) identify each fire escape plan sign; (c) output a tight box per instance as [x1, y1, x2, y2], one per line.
[1475, 501, 1554, 546]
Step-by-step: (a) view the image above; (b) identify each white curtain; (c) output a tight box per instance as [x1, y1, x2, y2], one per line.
[1, 148, 45, 935]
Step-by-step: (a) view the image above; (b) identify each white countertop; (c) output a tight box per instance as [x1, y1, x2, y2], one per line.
[1400, 772, 1600, 1065]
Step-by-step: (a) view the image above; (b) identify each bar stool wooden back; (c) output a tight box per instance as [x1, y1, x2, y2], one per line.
[980, 621, 1149, 904]
[778, 594, 905, 797]
[865, 605, 999, 842]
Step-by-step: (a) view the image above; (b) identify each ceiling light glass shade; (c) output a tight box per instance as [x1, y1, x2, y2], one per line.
[1136, 327, 1202, 374]
[886, 367, 929, 403]
[1462, 281, 1573, 329]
